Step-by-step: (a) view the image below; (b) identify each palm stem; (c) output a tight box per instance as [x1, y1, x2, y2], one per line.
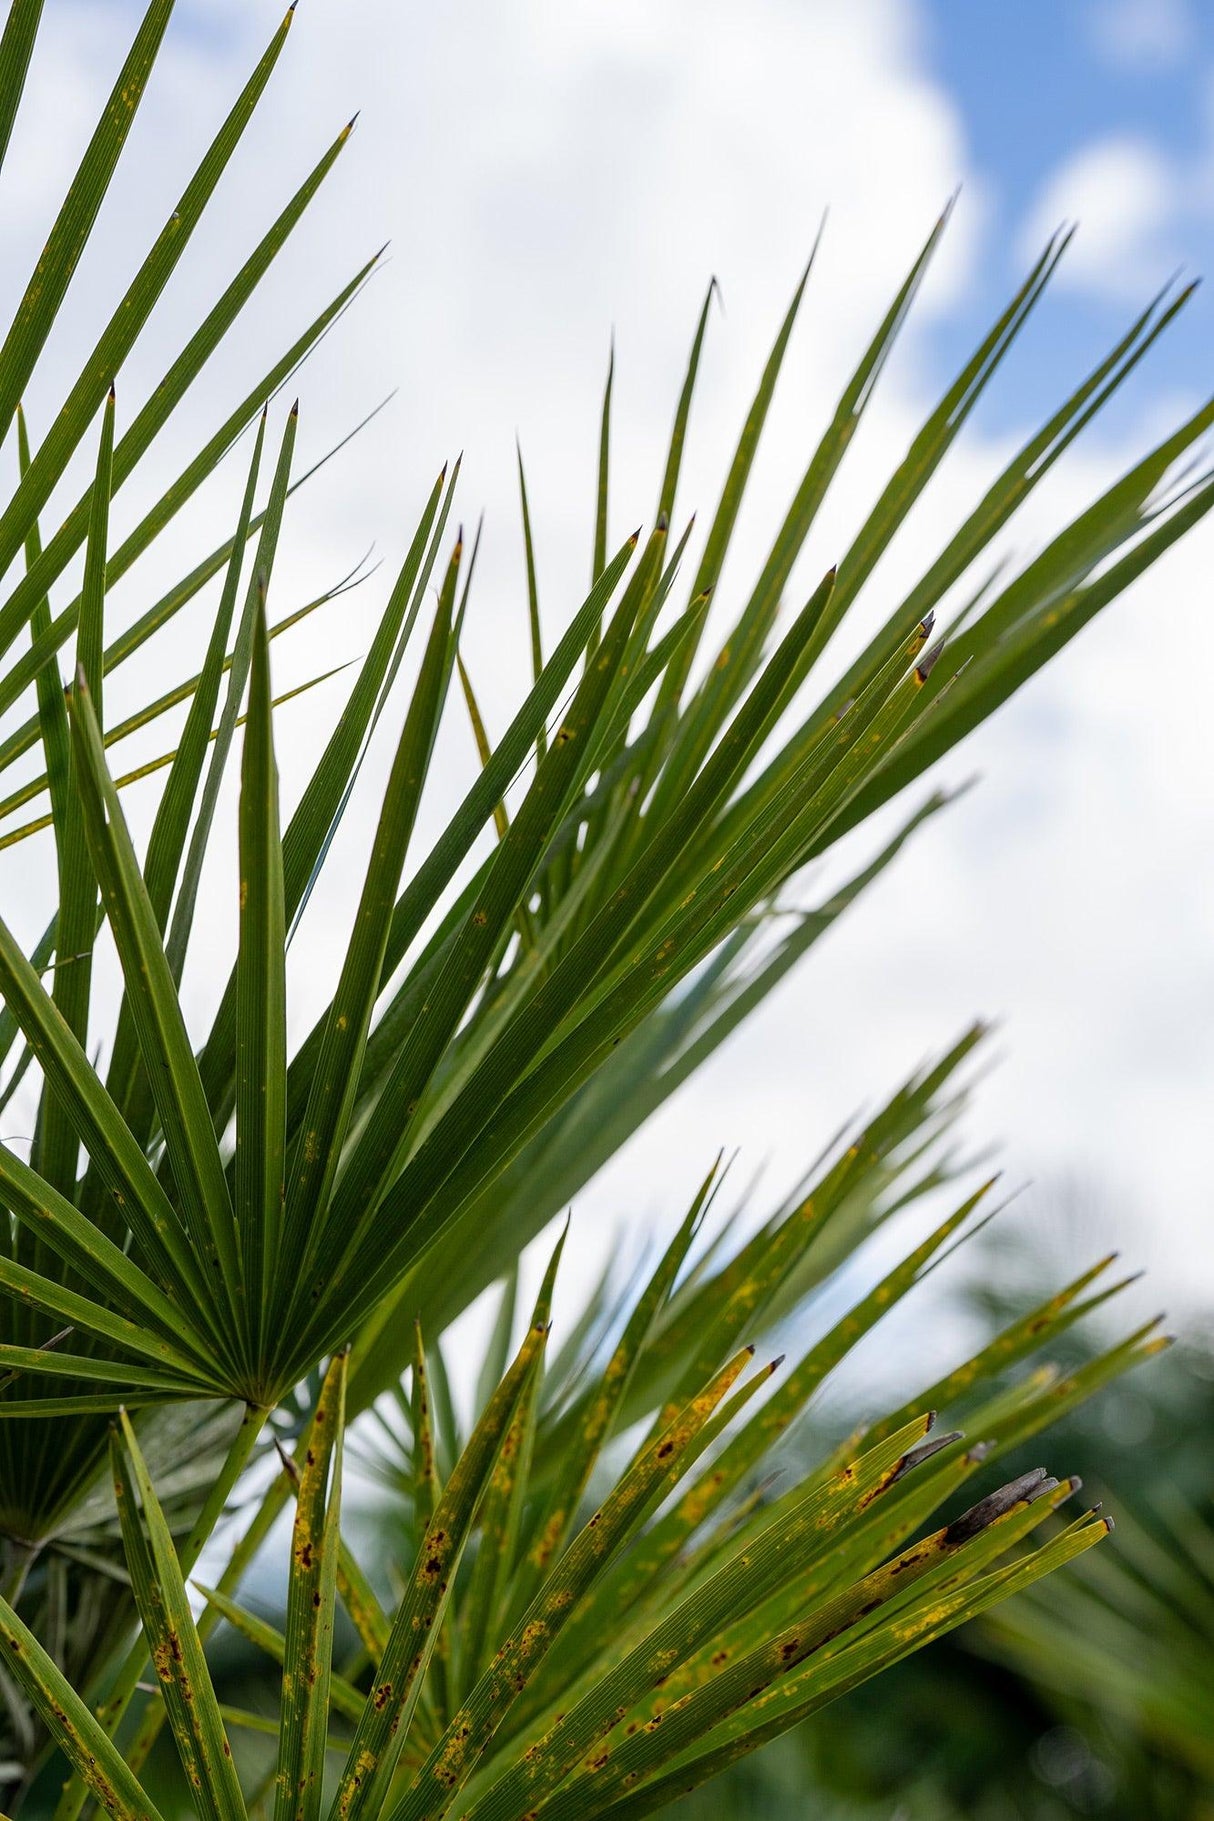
[113, 1405, 302, 1786]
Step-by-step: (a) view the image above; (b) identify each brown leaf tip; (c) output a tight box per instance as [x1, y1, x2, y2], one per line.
[944, 1467, 1050, 1544]
[891, 1430, 964, 1483]
[914, 639, 945, 685]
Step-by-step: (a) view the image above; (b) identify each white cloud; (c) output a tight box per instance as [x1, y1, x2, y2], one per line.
[1017, 136, 1178, 301]
[1089, 0, 1194, 69]
[3, 0, 1214, 1328]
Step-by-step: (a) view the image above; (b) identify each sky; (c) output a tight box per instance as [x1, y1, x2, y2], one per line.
[2, 0, 1213, 1355]
[929, 0, 1214, 423]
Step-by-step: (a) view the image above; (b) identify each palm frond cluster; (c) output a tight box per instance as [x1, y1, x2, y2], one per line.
[0, 0, 1205, 1813]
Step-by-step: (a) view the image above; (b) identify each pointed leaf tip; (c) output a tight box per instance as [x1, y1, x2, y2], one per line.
[893, 1430, 965, 1482]
[915, 639, 945, 684]
[945, 1468, 1050, 1544]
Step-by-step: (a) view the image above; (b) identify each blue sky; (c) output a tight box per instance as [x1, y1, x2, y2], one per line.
[922, 0, 1214, 434]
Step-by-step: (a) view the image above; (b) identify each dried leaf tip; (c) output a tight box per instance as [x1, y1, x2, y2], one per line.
[656, 512, 670, 533]
[289, 398, 300, 419]
[1101, 1514, 1116, 1534]
[914, 639, 945, 685]
[944, 1467, 1050, 1544]
[768, 1354, 786, 1376]
[892, 1430, 964, 1483]
[274, 1440, 303, 1487]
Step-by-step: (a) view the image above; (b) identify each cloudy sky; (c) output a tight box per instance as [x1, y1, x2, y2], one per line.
[3, 0, 1213, 1332]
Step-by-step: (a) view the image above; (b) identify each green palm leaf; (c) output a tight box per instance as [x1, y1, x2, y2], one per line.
[0, 3, 1205, 1810]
